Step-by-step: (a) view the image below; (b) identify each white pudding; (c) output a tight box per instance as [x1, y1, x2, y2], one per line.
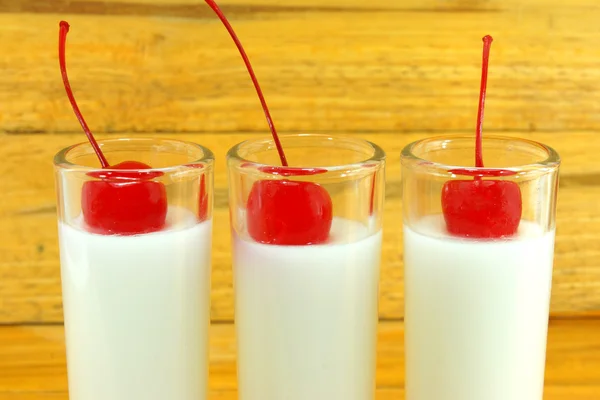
[58, 207, 212, 400]
[233, 217, 382, 400]
[403, 215, 555, 400]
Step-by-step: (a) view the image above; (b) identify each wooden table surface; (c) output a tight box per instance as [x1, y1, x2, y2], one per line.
[2, 320, 600, 399]
[2, 0, 600, 397]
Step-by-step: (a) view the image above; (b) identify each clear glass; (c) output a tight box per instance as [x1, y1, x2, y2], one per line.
[227, 134, 385, 400]
[54, 138, 214, 400]
[401, 135, 560, 400]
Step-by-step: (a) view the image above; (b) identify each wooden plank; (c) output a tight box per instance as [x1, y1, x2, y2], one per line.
[2, 130, 598, 216]
[1, 131, 599, 323]
[2, 390, 600, 400]
[0, 320, 599, 397]
[2, 2, 600, 133]
[3, 390, 600, 400]
[12, 0, 600, 9]
[2, 0, 599, 18]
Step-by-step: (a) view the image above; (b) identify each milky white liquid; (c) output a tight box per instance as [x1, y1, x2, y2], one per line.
[233, 218, 382, 400]
[58, 208, 212, 400]
[403, 215, 555, 400]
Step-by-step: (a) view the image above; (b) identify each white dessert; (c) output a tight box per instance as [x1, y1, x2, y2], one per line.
[403, 215, 555, 400]
[233, 217, 382, 400]
[58, 207, 212, 400]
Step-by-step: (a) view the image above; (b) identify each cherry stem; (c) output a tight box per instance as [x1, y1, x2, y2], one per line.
[204, 0, 288, 166]
[475, 35, 493, 169]
[59, 21, 109, 169]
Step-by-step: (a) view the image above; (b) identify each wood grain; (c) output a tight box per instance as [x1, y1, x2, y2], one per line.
[2, 391, 600, 400]
[2, 0, 600, 133]
[1, 0, 599, 396]
[1, 131, 599, 323]
[0, 320, 599, 397]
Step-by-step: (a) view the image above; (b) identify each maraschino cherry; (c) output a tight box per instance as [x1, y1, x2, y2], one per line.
[441, 36, 522, 239]
[59, 21, 167, 235]
[204, 0, 333, 245]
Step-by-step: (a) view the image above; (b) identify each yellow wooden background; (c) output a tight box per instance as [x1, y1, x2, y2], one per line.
[1, 0, 600, 398]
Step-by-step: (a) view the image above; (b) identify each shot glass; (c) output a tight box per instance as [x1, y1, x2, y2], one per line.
[54, 138, 214, 400]
[227, 134, 385, 400]
[401, 135, 560, 400]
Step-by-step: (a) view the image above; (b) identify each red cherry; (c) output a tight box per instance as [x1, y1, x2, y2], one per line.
[246, 180, 333, 245]
[441, 35, 523, 239]
[441, 179, 521, 238]
[82, 161, 168, 235]
[59, 22, 168, 235]
[205, 0, 334, 244]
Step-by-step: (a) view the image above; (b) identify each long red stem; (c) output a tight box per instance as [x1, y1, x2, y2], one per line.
[475, 35, 493, 168]
[204, 0, 288, 166]
[59, 21, 109, 168]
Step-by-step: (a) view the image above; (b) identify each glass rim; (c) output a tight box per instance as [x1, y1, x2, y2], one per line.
[53, 137, 215, 172]
[401, 134, 561, 173]
[226, 133, 386, 173]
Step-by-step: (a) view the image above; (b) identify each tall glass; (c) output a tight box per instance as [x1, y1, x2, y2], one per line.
[227, 134, 385, 400]
[401, 135, 560, 400]
[54, 138, 214, 400]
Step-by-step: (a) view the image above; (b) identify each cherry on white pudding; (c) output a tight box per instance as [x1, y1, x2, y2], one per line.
[56, 22, 212, 400]
[204, 1, 383, 398]
[402, 36, 558, 400]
